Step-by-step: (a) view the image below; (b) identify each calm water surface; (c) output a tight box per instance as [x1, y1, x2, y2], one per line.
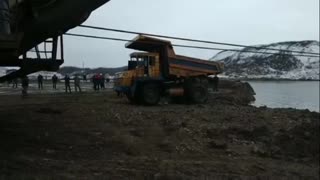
[247, 81, 320, 112]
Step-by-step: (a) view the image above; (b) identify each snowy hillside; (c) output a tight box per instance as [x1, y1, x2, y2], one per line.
[211, 41, 320, 80]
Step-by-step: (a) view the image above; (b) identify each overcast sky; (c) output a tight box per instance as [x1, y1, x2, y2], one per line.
[64, 0, 319, 68]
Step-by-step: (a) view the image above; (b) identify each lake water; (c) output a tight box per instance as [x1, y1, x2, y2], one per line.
[247, 81, 320, 112]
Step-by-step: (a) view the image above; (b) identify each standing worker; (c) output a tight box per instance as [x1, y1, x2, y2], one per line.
[93, 74, 99, 91]
[92, 75, 96, 90]
[52, 74, 58, 90]
[74, 75, 82, 92]
[106, 77, 110, 88]
[212, 75, 220, 92]
[12, 78, 18, 88]
[100, 74, 105, 89]
[37, 74, 44, 90]
[21, 76, 29, 97]
[64, 75, 71, 93]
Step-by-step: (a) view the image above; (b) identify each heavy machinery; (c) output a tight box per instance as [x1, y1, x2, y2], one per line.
[114, 35, 224, 105]
[0, 0, 110, 82]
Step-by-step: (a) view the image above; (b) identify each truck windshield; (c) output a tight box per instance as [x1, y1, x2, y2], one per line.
[128, 55, 155, 70]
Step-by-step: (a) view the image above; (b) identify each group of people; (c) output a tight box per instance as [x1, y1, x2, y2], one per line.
[92, 74, 106, 91]
[63, 75, 81, 93]
[7, 76, 30, 97]
[14, 73, 111, 96]
[37, 74, 59, 90]
[61, 73, 111, 93]
[10, 78, 18, 88]
[11, 74, 82, 96]
[39, 74, 83, 93]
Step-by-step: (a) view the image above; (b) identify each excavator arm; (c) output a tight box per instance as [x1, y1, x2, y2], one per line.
[15, 0, 110, 54]
[0, 0, 111, 82]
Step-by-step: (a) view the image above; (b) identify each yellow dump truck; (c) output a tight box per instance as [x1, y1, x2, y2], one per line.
[114, 35, 224, 105]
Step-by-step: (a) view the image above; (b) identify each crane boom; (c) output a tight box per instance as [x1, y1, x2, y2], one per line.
[0, 0, 111, 81]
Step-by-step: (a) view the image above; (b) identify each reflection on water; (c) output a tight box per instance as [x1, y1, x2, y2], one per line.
[248, 81, 320, 112]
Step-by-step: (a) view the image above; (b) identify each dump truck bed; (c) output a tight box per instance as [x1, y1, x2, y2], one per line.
[168, 55, 223, 77]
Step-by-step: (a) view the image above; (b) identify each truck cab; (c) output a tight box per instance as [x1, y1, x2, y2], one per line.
[113, 52, 161, 94]
[128, 52, 161, 78]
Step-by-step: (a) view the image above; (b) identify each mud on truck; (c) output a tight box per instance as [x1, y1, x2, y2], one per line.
[114, 35, 224, 105]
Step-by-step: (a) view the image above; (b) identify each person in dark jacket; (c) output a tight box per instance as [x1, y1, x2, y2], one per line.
[37, 74, 44, 90]
[21, 76, 29, 97]
[100, 74, 105, 89]
[12, 78, 18, 88]
[74, 76, 81, 92]
[93, 74, 100, 91]
[92, 75, 97, 91]
[52, 74, 58, 90]
[64, 75, 71, 93]
[212, 75, 219, 92]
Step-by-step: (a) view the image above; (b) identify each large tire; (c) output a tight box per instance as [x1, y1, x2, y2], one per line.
[185, 78, 208, 104]
[200, 77, 209, 88]
[126, 88, 141, 104]
[142, 83, 160, 105]
[126, 91, 136, 104]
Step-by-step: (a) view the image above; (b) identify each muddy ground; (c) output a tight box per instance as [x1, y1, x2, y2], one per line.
[0, 81, 319, 179]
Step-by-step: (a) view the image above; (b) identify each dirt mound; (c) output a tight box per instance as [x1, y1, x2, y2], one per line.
[273, 118, 319, 159]
[36, 107, 64, 114]
[209, 80, 256, 105]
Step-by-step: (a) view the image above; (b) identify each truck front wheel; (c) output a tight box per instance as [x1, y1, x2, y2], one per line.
[142, 83, 160, 105]
[126, 91, 136, 104]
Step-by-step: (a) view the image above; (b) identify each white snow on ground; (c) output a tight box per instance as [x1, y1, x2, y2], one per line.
[28, 71, 64, 80]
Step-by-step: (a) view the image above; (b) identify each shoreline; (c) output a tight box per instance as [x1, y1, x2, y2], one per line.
[220, 77, 320, 82]
[250, 103, 320, 113]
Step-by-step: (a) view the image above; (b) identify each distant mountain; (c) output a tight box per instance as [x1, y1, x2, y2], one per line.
[58, 66, 127, 76]
[211, 40, 320, 80]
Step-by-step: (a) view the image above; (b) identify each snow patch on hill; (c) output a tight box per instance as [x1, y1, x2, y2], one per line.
[211, 41, 320, 80]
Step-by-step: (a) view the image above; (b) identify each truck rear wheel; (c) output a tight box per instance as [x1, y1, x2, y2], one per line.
[185, 78, 208, 104]
[190, 84, 208, 103]
[142, 83, 160, 105]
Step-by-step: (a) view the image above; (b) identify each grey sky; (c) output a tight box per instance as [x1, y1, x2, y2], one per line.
[64, 0, 319, 68]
